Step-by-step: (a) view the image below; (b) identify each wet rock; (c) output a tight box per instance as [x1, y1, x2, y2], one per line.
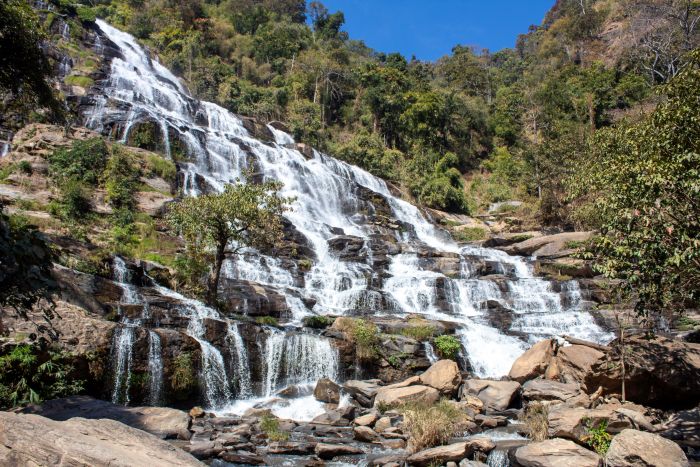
[374, 384, 439, 408]
[0, 412, 202, 466]
[419, 359, 462, 395]
[522, 379, 581, 402]
[514, 438, 601, 467]
[267, 441, 316, 455]
[314, 442, 364, 459]
[462, 379, 521, 412]
[328, 235, 366, 261]
[407, 439, 494, 467]
[606, 429, 689, 467]
[311, 410, 351, 426]
[219, 450, 266, 465]
[314, 377, 341, 404]
[585, 336, 700, 409]
[190, 407, 205, 419]
[20, 396, 191, 440]
[508, 339, 555, 383]
[354, 425, 379, 442]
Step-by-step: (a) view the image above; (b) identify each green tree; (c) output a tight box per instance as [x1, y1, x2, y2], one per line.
[570, 50, 700, 323]
[167, 180, 292, 305]
[0, 208, 57, 342]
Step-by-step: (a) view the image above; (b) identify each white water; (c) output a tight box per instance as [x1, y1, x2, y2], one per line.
[147, 330, 163, 405]
[91, 18, 613, 412]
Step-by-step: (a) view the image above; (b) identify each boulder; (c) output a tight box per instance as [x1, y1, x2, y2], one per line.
[374, 385, 439, 408]
[522, 379, 581, 402]
[659, 407, 700, 449]
[462, 379, 521, 412]
[344, 379, 382, 407]
[585, 336, 700, 409]
[406, 442, 470, 467]
[20, 396, 191, 440]
[419, 359, 462, 395]
[555, 344, 604, 386]
[547, 405, 652, 442]
[354, 425, 379, 442]
[509, 339, 555, 383]
[514, 438, 601, 467]
[502, 232, 593, 258]
[374, 416, 393, 432]
[267, 441, 315, 455]
[314, 377, 341, 404]
[314, 442, 364, 460]
[606, 429, 689, 467]
[354, 412, 378, 426]
[0, 412, 202, 466]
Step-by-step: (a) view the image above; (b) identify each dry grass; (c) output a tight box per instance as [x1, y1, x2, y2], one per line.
[400, 399, 468, 453]
[520, 401, 549, 441]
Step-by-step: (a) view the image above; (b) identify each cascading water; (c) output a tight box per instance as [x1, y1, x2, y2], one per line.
[147, 331, 163, 405]
[90, 19, 613, 411]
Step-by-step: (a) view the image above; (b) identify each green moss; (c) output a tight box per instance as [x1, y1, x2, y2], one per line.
[64, 75, 94, 88]
[401, 323, 436, 341]
[453, 227, 486, 242]
[145, 154, 177, 183]
[256, 316, 279, 326]
[303, 315, 334, 329]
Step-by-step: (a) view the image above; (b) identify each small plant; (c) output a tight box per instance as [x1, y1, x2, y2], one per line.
[17, 160, 33, 175]
[256, 316, 279, 326]
[297, 258, 313, 271]
[433, 335, 461, 360]
[303, 315, 334, 329]
[401, 323, 436, 341]
[260, 413, 289, 441]
[583, 419, 612, 456]
[510, 233, 534, 243]
[565, 240, 585, 249]
[453, 227, 486, 242]
[145, 154, 177, 183]
[520, 401, 549, 441]
[400, 399, 467, 452]
[351, 318, 380, 361]
[171, 352, 195, 392]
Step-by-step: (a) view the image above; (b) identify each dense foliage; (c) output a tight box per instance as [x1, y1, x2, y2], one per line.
[571, 50, 700, 322]
[167, 179, 291, 304]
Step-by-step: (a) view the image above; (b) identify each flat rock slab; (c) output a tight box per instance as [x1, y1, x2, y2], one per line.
[19, 395, 191, 440]
[0, 412, 202, 466]
[514, 438, 601, 467]
[606, 429, 689, 467]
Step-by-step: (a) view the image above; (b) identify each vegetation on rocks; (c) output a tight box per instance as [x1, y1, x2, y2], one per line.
[433, 335, 461, 360]
[400, 399, 467, 452]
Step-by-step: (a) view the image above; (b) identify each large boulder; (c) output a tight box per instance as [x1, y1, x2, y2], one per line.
[20, 396, 191, 440]
[585, 336, 700, 409]
[522, 379, 581, 402]
[406, 440, 495, 467]
[314, 378, 341, 404]
[556, 344, 604, 386]
[547, 404, 653, 442]
[419, 359, 462, 395]
[501, 232, 593, 258]
[462, 379, 521, 412]
[0, 412, 202, 466]
[514, 438, 601, 467]
[314, 443, 364, 460]
[606, 429, 689, 467]
[374, 385, 439, 408]
[509, 339, 555, 383]
[343, 379, 382, 407]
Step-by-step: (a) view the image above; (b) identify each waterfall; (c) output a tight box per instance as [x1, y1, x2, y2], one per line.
[226, 323, 253, 398]
[148, 331, 163, 405]
[89, 18, 614, 407]
[110, 325, 135, 404]
[263, 331, 339, 397]
[487, 449, 510, 467]
[424, 341, 439, 364]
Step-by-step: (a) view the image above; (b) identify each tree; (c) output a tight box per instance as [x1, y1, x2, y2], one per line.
[0, 207, 58, 343]
[570, 50, 700, 325]
[167, 180, 292, 305]
[0, 0, 62, 119]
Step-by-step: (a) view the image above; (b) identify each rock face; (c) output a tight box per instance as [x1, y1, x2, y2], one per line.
[501, 232, 593, 257]
[374, 384, 439, 408]
[419, 359, 462, 395]
[314, 377, 341, 404]
[514, 438, 601, 467]
[0, 412, 202, 466]
[509, 339, 555, 383]
[20, 396, 191, 440]
[585, 336, 700, 408]
[462, 379, 520, 412]
[606, 429, 689, 467]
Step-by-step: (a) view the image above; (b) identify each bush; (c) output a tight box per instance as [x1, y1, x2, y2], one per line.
[303, 315, 334, 329]
[104, 147, 139, 212]
[401, 322, 435, 341]
[49, 138, 108, 186]
[400, 399, 467, 452]
[520, 401, 549, 441]
[0, 344, 85, 409]
[453, 227, 486, 242]
[17, 160, 32, 175]
[350, 318, 380, 361]
[171, 352, 195, 392]
[260, 413, 289, 441]
[583, 419, 612, 456]
[433, 335, 461, 360]
[145, 154, 177, 183]
[57, 178, 92, 219]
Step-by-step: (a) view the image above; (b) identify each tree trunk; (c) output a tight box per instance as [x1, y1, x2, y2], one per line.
[207, 241, 226, 306]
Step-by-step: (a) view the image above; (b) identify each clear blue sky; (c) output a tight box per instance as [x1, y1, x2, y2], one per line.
[315, 0, 555, 61]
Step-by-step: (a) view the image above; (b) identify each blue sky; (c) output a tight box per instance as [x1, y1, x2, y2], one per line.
[315, 0, 555, 61]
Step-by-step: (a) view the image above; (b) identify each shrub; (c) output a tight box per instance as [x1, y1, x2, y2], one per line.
[350, 318, 380, 361]
[303, 315, 334, 329]
[256, 316, 279, 326]
[171, 352, 195, 392]
[453, 227, 486, 242]
[520, 401, 549, 441]
[58, 178, 92, 219]
[433, 335, 461, 360]
[104, 147, 139, 212]
[583, 419, 612, 456]
[401, 323, 436, 341]
[0, 344, 85, 409]
[145, 154, 177, 183]
[400, 399, 467, 452]
[49, 138, 108, 186]
[260, 413, 289, 441]
[17, 160, 32, 175]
